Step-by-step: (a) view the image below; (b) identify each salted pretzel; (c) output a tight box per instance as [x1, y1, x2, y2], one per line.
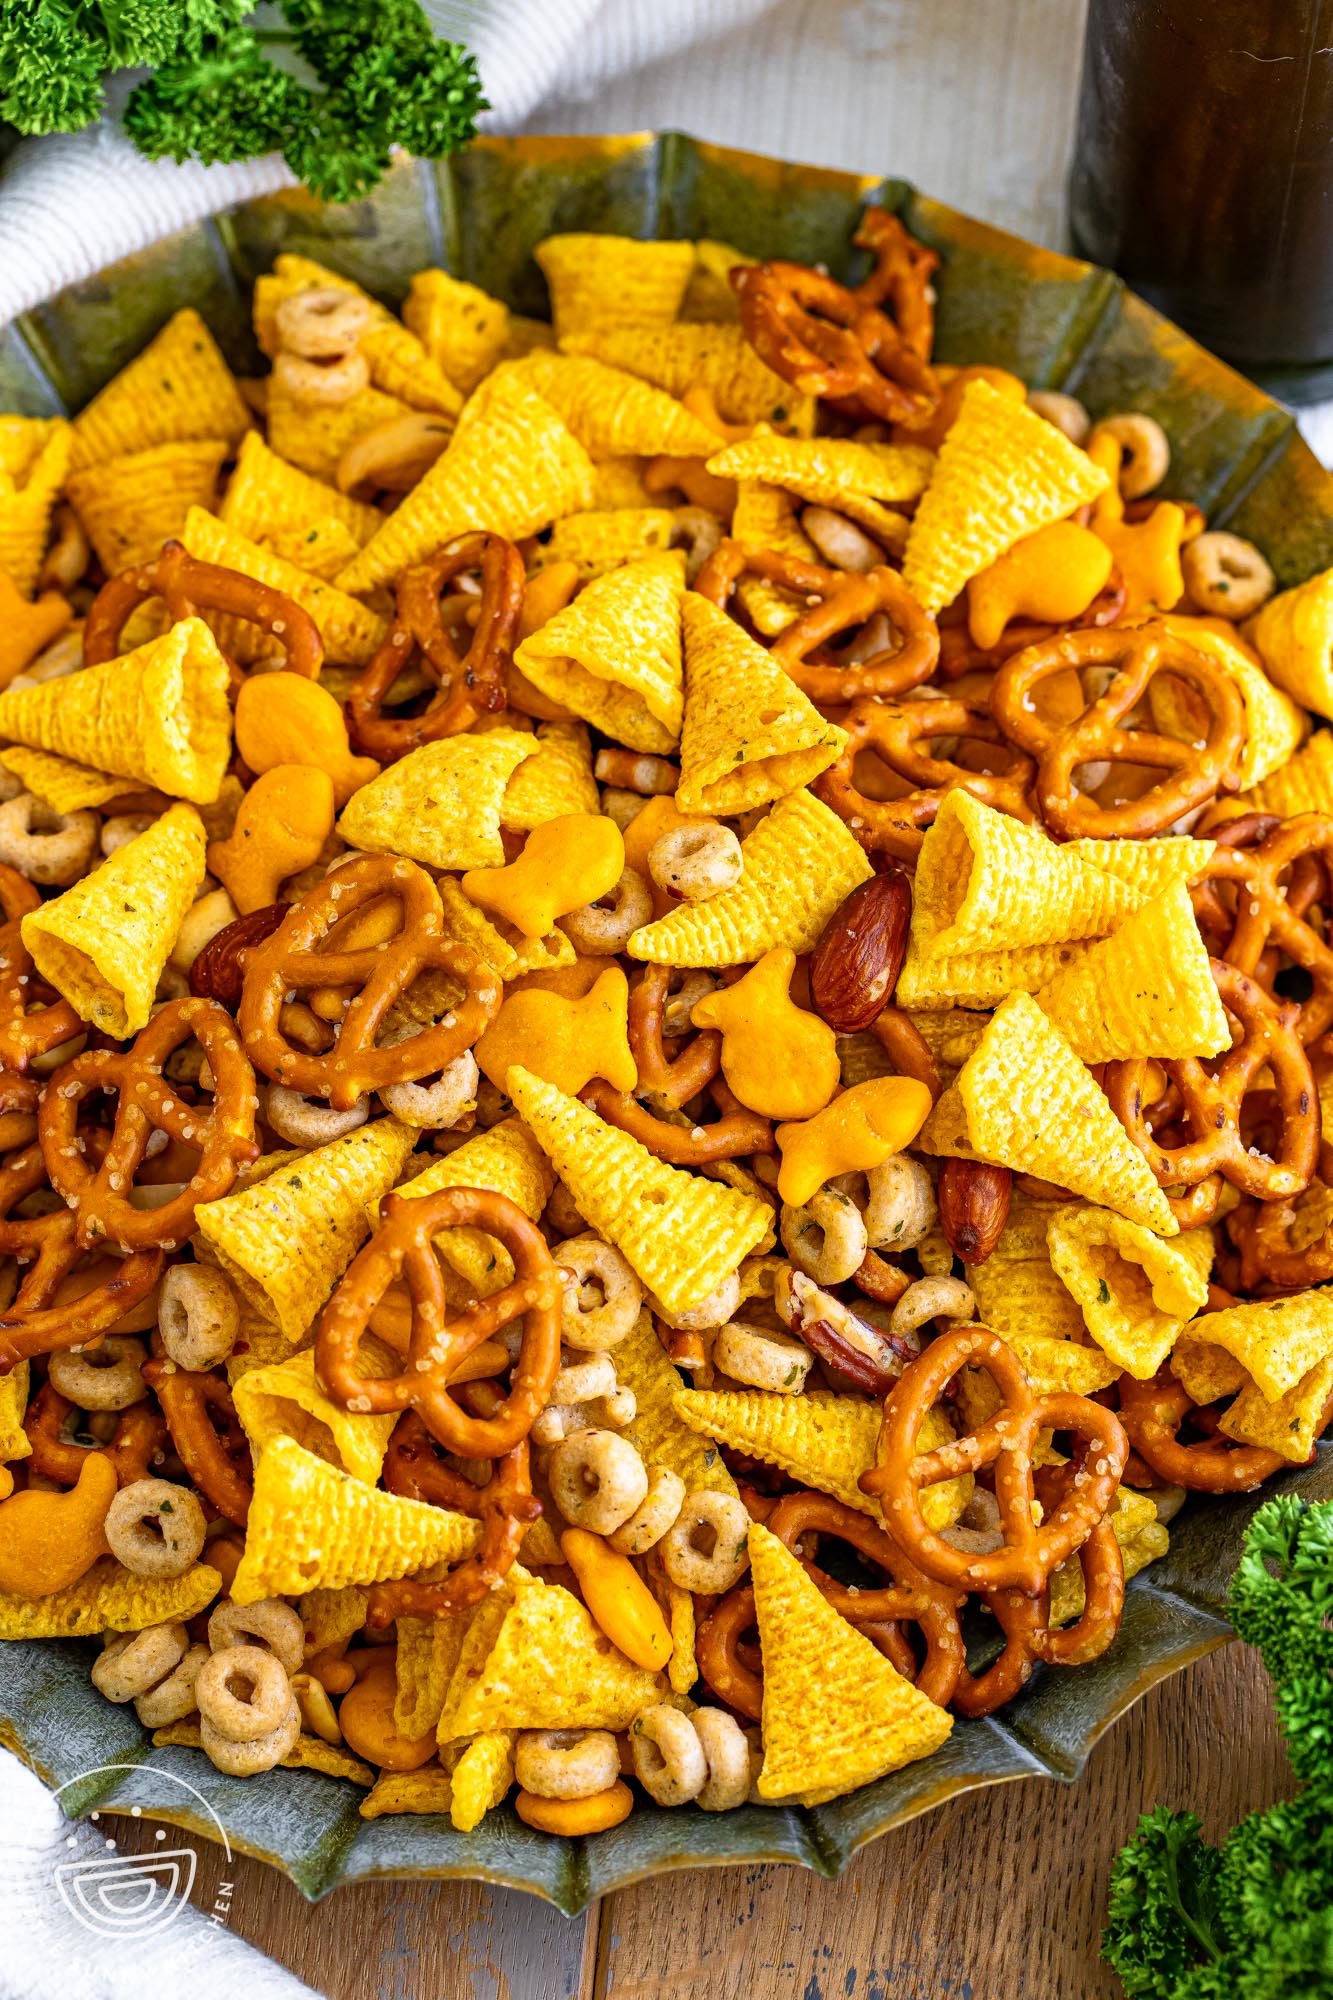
[1117, 1369, 1286, 1493]
[38, 996, 259, 1254]
[732, 256, 937, 429]
[1104, 960, 1317, 1208]
[961, 1516, 1126, 1715]
[1191, 813, 1333, 1047]
[83, 540, 323, 690]
[0, 862, 82, 1073]
[861, 1324, 1129, 1596]
[626, 965, 722, 1109]
[582, 1075, 773, 1166]
[988, 623, 1246, 838]
[1227, 1181, 1333, 1292]
[696, 1585, 765, 1719]
[850, 206, 939, 359]
[815, 695, 1036, 860]
[935, 571, 1127, 681]
[238, 855, 502, 1111]
[142, 1360, 253, 1526]
[345, 533, 524, 761]
[368, 1432, 538, 1624]
[23, 1380, 166, 1488]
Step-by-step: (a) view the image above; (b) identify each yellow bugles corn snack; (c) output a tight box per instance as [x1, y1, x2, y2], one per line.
[181, 507, 387, 667]
[749, 1524, 952, 1803]
[532, 507, 676, 580]
[70, 309, 250, 469]
[65, 439, 228, 577]
[706, 435, 934, 516]
[507, 1066, 773, 1316]
[231, 1437, 480, 1602]
[230, 1342, 401, 1485]
[1147, 617, 1305, 788]
[220, 428, 382, 546]
[445, 1575, 665, 1734]
[613, 1312, 739, 1499]
[0, 617, 232, 803]
[535, 233, 696, 340]
[335, 369, 595, 596]
[403, 268, 511, 394]
[0, 417, 73, 594]
[337, 731, 538, 871]
[1047, 1205, 1212, 1378]
[1174, 1289, 1333, 1404]
[902, 378, 1109, 614]
[252, 254, 462, 416]
[22, 802, 206, 1039]
[919, 991, 1178, 1234]
[267, 375, 414, 486]
[1225, 727, 1333, 819]
[0, 1559, 222, 1639]
[514, 548, 686, 754]
[500, 720, 599, 829]
[560, 322, 814, 431]
[674, 593, 847, 814]
[1246, 566, 1333, 718]
[1034, 880, 1231, 1062]
[629, 786, 873, 967]
[511, 352, 723, 459]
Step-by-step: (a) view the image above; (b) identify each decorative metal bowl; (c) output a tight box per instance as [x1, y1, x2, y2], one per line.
[0, 132, 1330, 1915]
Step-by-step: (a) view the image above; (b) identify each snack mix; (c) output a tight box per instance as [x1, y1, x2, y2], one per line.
[1, 211, 1331, 1833]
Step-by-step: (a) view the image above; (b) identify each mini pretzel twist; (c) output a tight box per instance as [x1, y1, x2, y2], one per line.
[935, 570, 1126, 681]
[23, 1380, 166, 1487]
[988, 622, 1246, 838]
[1191, 813, 1333, 1047]
[625, 965, 721, 1109]
[345, 533, 525, 761]
[693, 541, 940, 704]
[142, 1359, 254, 1526]
[238, 854, 502, 1112]
[815, 695, 1037, 860]
[0, 861, 82, 1072]
[38, 996, 259, 1253]
[850, 206, 939, 360]
[732, 255, 938, 428]
[861, 1324, 1129, 1595]
[83, 540, 323, 693]
[1103, 960, 1318, 1205]
[368, 1430, 539, 1624]
[1117, 1369, 1287, 1493]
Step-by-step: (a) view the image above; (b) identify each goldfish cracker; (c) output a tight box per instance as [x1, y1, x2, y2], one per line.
[462, 814, 624, 939]
[475, 966, 638, 1097]
[691, 947, 839, 1121]
[0, 569, 72, 691]
[339, 1652, 437, 1770]
[560, 1529, 673, 1671]
[775, 1076, 934, 1207]
[966, 520, 1113, 650]
[516, 1781, 633, 1834]
[208, 765, 336, 913]
[234, 672, 379, 808]
[1088, 430, 1186, 615]
[0, 1452, 115, 1595]
[506, 954, 619, 1000]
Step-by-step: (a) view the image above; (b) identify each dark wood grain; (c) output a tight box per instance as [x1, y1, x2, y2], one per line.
[111, 1641, 1293, 1999]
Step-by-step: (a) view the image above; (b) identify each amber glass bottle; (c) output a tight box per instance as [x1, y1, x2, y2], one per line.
[1069, 0, 1333, 400]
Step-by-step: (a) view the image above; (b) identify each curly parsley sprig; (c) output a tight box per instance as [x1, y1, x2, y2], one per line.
[0, 1, 485, 203]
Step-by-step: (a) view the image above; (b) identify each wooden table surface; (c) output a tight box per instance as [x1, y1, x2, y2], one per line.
[111, 1640, 1291, 1999]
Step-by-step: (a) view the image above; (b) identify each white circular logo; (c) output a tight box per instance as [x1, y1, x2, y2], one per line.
[51, 1765, 234, 1942]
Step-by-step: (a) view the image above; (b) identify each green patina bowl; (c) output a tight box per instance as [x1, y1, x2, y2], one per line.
[0, 132, 1330, 1914]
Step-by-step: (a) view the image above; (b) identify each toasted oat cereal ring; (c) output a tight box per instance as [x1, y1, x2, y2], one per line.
[548, 1428, 648, 1536]
[692, 1706, 752, 1812]
[780, 1186, 868, 1285]
[1026, 389, 1091, 444]
[514, 1727, 620, 1800]
[1180, 531, 1275, 620]
[275, 286, 372, 359]
[272, 348, 370, 407]
[158, 1264, 240, 1374]
[888, 1276, 977, 1345]
[0, 795, 98, 887]
[556, 1235, 643, 1352]
[648, 824, 743, 904]
[715, 1320, 813, 1393]
[92, 1622, 189, 1704]
[200, 1693, 301, 1776]
[607, 1464, 685, 1555]
[630, 1702, 706, 1807]
[515, 1782, 633, 1835]
[196, 1642, 293, 1741]
[1089, 413, 1170, 498]
[134, 1641, 209, 1727]
[104, 1477, 208, 1579]
[264, 1087, 368, 1148]
[864, 1155, 937, 1250]
[550, 1352, 617, 1405]
[48, 1335, 149, 1413]
[208, 1596, 304, 1675]
[660, 1489, 751, 1594]
[560, 865, 653, 955]
[380, 1050, 478, 1130]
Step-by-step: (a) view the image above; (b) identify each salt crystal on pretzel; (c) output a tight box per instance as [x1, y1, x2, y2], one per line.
[730, 479, 820, 634]
[675, 592, 846, 814]
[1221, 727, 1333, 821]
[22, 801, 206, 1037]
[385, 1116, 555, 1297]
[628, 786, 872, 967]
[231, 1435, 480, 1603]
[338, 731, 538, 871]
[511, 352, 724, 459]
[0, 418, 72, 595]
[449, 1732, 517, 1832]
[749, 1522, 953, 1804]
[253, 254, 462, 417]
[66, 440, 228, 577]
[1219, 1350, 1333, 1463]
[196, 1116, 418, 1342]
[508, 1067, 772, 1316]
[919, 992, 1178, 1234]
[514, 547, 686, 755]
[445, 1574, 665, 1735]
[0, 1556, 221, 1638]
[335, 370, 595, 597]
[1174, 1289, 1333, 1403]
[0, 1361, 30, 1463]
[1047, 1205, 1212, 1379]
[404, 269, 511, 395]
[1034, 880, 1230, 1063]
[706, 436, 934, 531]
[70, 310, 249, 470]
[1243, 565, 1333, 719]
[500, 720, 598, 830]
[531, 507, 676, 580]
[902, 378, 1109, 615]
[181, 507, 387, 669]
[535, 233, 696, 342]
[0, 747, 127, 814]
[231, 1340, 401, 1485]
[561, 321, 814, 432]
[221, 430, 382, 548]
[0, 617, 231, 803]
[268, 374, 414, 486]
[359, 1766, 456, 1819]
[674, 1388, 970, 1529]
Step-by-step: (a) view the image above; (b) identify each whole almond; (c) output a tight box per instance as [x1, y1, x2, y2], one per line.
[938, 1159, 1013, 1266]
[809, 871, 911, 1034]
